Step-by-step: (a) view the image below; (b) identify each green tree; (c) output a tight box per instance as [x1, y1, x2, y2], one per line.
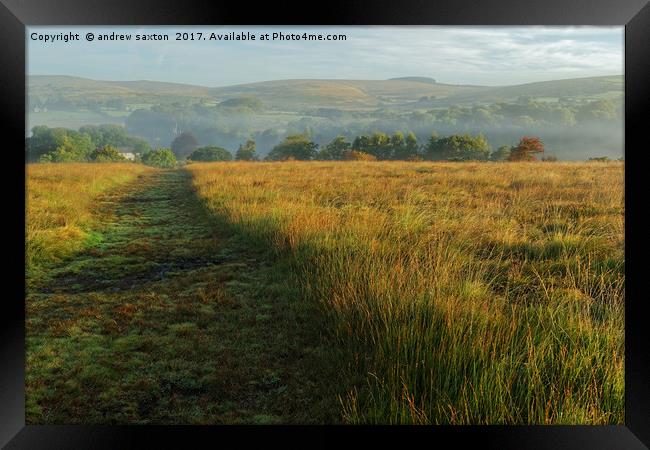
[28, 126, 93, 162]
[188, 146, 233, 162]
[319, 135, 351, 160]
[142, 148, 177, 168]
[38, 134, 93, 162]
[490, 145, 512, 161]
[423, 132, 439, 159]
[368, 132, 392, 160]
[90, 145, 127, 162]
[79, 124, 151, 154]
[391, 131, 420, 160]
[235, 139, 258, 161]
[352, 132, 392, 160]
[404, 132, 420, 159]
[424, 133, 491, 161]
[171, 131, 199, 160]
[267, 134, 318, 161]
[390, 132, 406, 160]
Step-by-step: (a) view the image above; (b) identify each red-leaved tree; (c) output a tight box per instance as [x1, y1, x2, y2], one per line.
[508, 136, 545, 161]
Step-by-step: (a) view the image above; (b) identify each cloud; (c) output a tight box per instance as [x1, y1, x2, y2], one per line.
[27, 26, 623, 86]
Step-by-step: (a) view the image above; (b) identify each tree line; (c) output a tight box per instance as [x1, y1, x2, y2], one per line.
[26, 124, 554, 166]
[116, 95, 622, 158]
[173, 130, 549, 162]
[265, 132, 548, 162]
[26, 124, 151, 163]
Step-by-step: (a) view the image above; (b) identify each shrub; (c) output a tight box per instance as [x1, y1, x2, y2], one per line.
[38, 135, 92, 163]
[90, 145, 127, 162]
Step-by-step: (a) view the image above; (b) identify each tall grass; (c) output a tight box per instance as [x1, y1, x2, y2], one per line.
[187, 161, 624, 424]
[26, 163, 151, 273]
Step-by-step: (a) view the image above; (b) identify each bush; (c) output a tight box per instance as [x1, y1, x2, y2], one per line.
[141, 148, 177, 168]
[188, 146, 233, 162]
[542, 155, 558, 162]
[90, 145, 127, 162]
[38, 135, 92, 163]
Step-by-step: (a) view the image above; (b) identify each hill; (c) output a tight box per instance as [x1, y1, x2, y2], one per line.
[29, 74, 623, 113]
[26, 74, 624, 160]
[447, 75, 623, 104]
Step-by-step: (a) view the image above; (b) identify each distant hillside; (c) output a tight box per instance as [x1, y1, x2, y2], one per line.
[29, 74, 623, 113]
[28, 75, 212, 106]
[209, 78, 487, 110]
[29, 75, 212, 96]
[389, 76, 438, 84]
[26, 74, 624, 160]
[449, 76, 623, 104]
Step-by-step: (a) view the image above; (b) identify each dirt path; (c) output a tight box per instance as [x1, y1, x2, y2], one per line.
[26, 169, 333, 424]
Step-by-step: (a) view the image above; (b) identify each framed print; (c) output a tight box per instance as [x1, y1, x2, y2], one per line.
[1, 0, 649, 448]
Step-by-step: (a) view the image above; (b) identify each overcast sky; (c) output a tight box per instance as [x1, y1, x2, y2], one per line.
[27, 26, 623, 87]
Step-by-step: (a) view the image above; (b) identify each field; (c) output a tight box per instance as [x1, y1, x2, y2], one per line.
[26, 163, 150, 276]
[26, 161, 624, 424]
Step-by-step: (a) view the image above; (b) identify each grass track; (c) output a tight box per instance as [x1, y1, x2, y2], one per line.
[26, 169, 334, 424]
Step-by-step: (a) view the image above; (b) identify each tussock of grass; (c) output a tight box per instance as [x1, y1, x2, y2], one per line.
[187, 161, 624, 424]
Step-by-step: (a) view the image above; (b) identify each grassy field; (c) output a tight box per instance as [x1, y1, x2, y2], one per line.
[26, 161, 624, 424]
[26, 163, 150, 276]
[26, 167, 333, 424]
[187, 161, 624, 424]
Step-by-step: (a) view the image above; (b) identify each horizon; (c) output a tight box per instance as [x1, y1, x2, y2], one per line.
[27, 72, 623, 90]
[27, 26, 624, 87]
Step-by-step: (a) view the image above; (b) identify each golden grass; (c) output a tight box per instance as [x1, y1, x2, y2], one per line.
[187, 161, 624, 424]
[26, 163, 151, 272]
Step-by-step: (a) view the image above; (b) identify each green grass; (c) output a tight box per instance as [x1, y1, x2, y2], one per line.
[26, 169, 335, 424]
[26, 163, 150, 279]
[188, 161, 624, 424]
[26, 161, 624, 424]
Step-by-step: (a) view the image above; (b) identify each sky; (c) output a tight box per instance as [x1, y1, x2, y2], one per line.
[27, 26, 624, 87]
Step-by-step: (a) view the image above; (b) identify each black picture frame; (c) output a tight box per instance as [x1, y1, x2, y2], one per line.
[2, 0, 648, 448]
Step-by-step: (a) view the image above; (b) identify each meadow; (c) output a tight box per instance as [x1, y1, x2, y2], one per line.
[26, 163, 150, 276]
[187, 161, 624, 424]
[25, 161, 624, 424]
